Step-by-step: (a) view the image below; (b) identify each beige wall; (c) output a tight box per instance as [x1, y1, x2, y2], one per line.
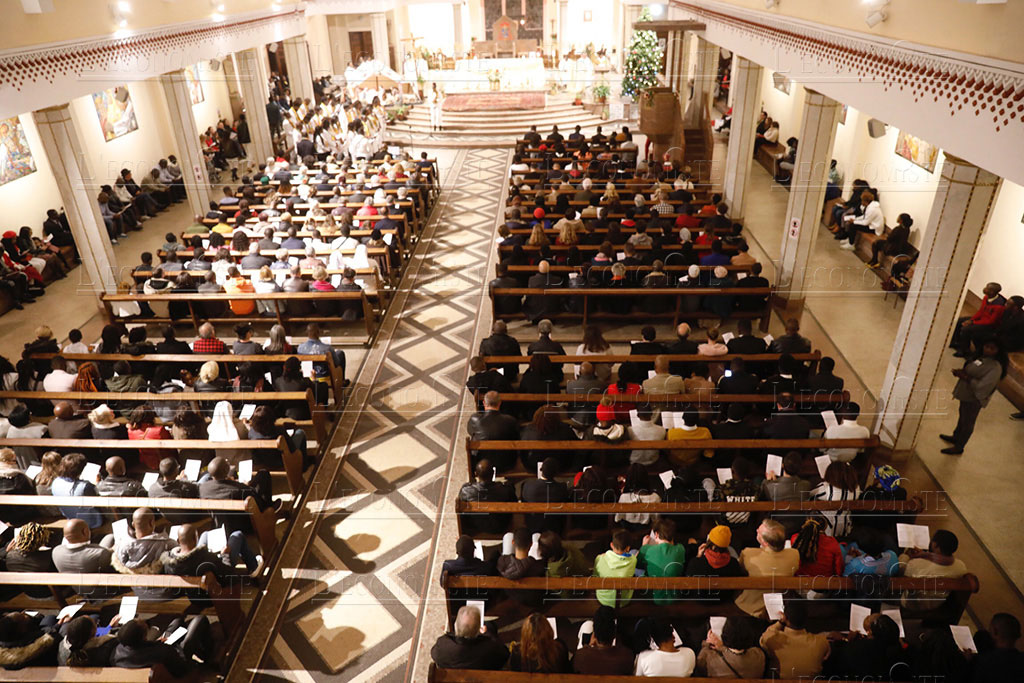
[189, 61, 236, 135]
[0, 115, 64, 234]
[704, 0, 1022, 63]
[968, 180, 1024, 297]
[2, 0, 303, 52]
[306, 13, 334, 77]
[758, 69, 806, 149]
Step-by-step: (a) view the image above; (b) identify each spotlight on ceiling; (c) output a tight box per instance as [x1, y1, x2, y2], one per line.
[765, 0, 779, 9]
[865, 10, 888, 27]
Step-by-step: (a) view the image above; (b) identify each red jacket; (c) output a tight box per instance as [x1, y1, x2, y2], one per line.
[791, 532, 844, 577]
[971, 298, 1005, 327]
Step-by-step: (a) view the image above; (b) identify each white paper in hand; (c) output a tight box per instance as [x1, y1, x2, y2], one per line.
[321, 336, 332, 345]
[659, 470, 674, 490]
[763, 334, 774, 346]
[0, 521, 8, 536]
[710, 616, 726, 638]
[184, 459, 202, 482]
[896, 523, 931, 550]
[25, 465, 41, 481]
[118, 596, 139, 622]
[647, 370, 657, 379]
[765, 454, 783, 478]
[716, 468, 733, 485]
[206, 526, 228, 553]
[721, 332, 735, 343]
[763, 593, 785, 621]
[169, 525, 182, 541]
[950, 625, 977, 653]
[528, 532, 542, 560]
[82, 462, 101, 483]
[383, 233, 394, 245]
[300, 360, 314, 377]
[881, 605, 905, 638]
[501, 532, 514, 556]
[815, 454, 832, 479]
[238, 460, 253, 484]
[821, 410, 839, 430]
[628, 409, 642, 428]
[112, 518, 131, 544]
[58, 603, 85, 621]
[547, 617, 558, 639]
[660, 411, 680, 429]
[239, 404, 257, 420]
[466, 600, 485, 624]
[473, 540, 484, 561]
[142, 472, 159, 489]
[495, 366, 504, 375]
[849, 604, 871, 634]
[536, 462, 543, 479]
[671, 627, 683, 648]
[616, 252, 625, 261]
[165, 626, 189, 646]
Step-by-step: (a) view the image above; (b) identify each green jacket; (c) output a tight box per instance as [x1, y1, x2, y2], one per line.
[594, 550, 637, 607]
[638, 542, 687, 604]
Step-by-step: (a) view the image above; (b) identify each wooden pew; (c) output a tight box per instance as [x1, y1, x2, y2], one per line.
[431, 666, 866, 683]
[489, 287, 772, 330]
[3, 669, 161, 682]
[0, 494, 277, 557]
[479, 353, 822, 374]
[501, 264, 756, 277]
[155, 245, 398, 278]
[100, 292, 377, 345]
[29, 352, 346, 408]
[0, 437, 307, 495]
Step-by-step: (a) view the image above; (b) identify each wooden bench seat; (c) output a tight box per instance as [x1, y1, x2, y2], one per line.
[2, 668, 161, 682]
[502, 264, 756, 276]
[960, 290, 1024, 409]
[479, 352, 821, 372]
[754, 141, 786, 176]
[100, 292, 377, 345]
[431, 666, 865, 683]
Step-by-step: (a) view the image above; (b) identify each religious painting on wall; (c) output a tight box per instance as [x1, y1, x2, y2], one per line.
[92, 86, 139, 141]
[894, 130, 939, 173]
[184, 64, 205, 104]
[0, 116, 37, 186]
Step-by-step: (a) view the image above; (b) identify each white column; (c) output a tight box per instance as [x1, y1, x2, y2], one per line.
[370, 12, 389, 66]
[558, 0, 569, 60]
[874, 156, 1000, 457]
[722, 57, 762, 221]
[236, 47, 274, 163]
[282, 36, 314, 103]
[775, 90, 841, 311]
[685, 36, 714, 126]
[452, 2, 465, 57]
[32, 105, 117, 308]
[160, 70, 213, 217]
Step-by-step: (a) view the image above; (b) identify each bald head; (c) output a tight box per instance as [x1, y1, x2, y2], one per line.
[54, 401, 75, 420]
[538, 260, 550, 274]
[491, 321, 507, 335]
[177, 523, 199, 550]
[676, 322, 691, 338]
[654, 355, 670, 374]
[104, 456, 126, 477]
[579, 361, 594, 377]
[131, 507, 155, 537]
[454, 605, 482, 638]
[208, 456, 230, 480]
[784, 317, 800, 335]
[64, 519, 90, 544]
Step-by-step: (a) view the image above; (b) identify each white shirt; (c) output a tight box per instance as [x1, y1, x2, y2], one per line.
[824, 419, 871, 462]
[852, 200, 885, 235]
[635, 648, 696, 677]
[42, 369, 77, 398]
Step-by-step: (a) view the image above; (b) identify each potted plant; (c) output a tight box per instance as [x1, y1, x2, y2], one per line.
[416, 74, 425, 100]
[573, 89, 585, 106]
[592, 83, 610, 104]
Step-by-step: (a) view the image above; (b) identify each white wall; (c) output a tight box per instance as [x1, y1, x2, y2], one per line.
[69, 80, 177, 188]
[190, 61, 235, 135]
[407, 3, 457, 51]
[968, 180, 1024, 297]
[565, 0, 617, 52]
[758, 69, 805, 148]
[0, 114, 63, 235]
[829, 105, 945, 247]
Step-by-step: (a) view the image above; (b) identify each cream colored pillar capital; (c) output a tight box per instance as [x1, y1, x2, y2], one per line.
[160, 69, 213, 217]
[282, 35, 314, 103]
[775, 90, 842, 312]
[32, 105, 118, 309]
[722, 57, 762, 221]
[874, 158, 1001, 457]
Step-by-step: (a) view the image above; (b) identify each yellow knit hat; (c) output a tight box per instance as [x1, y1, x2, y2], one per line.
[708, 525, 732, 548]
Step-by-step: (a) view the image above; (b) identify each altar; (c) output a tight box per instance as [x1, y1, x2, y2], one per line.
[441, 57, 546, 92]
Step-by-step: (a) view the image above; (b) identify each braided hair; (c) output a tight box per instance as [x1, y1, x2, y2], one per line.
[11, 521, 47, 553]
[793, 517, 825, 564]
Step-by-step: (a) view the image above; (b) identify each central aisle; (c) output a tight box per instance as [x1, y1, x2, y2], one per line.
[240, 147, 511, 682]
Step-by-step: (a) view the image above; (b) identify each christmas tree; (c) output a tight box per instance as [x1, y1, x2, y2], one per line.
[621, 7, 663, 99]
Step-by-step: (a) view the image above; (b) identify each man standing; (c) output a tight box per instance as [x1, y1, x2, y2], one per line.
[940, 339, 1004, 455]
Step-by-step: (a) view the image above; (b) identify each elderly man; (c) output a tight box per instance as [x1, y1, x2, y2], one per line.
[430, 604, 509, 670]
[240, 242, 271, 270]
[523, 260, 564, 324]
[192, 321, 227, 353]
[46, 401, 92, 438]
[52, 518, 116, 601]
[665, 323, 699, 377]
[479, 321, 522, 381]
[735, 519, 799, 618]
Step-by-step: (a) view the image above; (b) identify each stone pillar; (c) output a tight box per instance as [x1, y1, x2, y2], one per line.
[236, 47, 275, 163]
[370, 12, 389, 66]
[775, 90, 841, 313]
[282, 36, 314, 103]
[452, 2, 465, 57]
[558, 0, 569, 61]
[676, 31, 693, 111]
[686, 36, 715, 126]
[722, 57, 762, 221]
[874, 156, 1000, 458]
[32, 105, 118, 308]
[159, 70, 214, 217]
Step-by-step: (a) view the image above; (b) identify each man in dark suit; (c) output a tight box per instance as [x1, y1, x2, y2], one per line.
[466, 391, 520, 471]
[567, 361, 606, 426]
[701, 201, 732, 232]
[760, 354, 801, 398]
[47, 401, 92, 439]
[734, 262, 771, 311]
[479, 321, 521, 381]
[665, 322, 700, 377]
[240, 242, 272, 270]
[804, 356, 845, 394]
[527, 319, 565, 357]
[466, 356, 512, 404]
[546, 125, 564, 145]
[488, 263, 522, 318]
[631, 325, 668, 375]
[761, 394, 811, 439]
[520, 457, 570, 533]
[522, 261, 564, 324]
[458, 459, 517, 535]
[770, 317, 813, 354]
[727, 319, 769, 354]
[717, 358, 760, 394]
[524, 125, 541, 147]
[710, 404, 757, 465]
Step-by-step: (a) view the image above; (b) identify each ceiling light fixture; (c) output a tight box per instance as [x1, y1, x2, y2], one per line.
[865, 9, 887, 27]
[765, 0, 779, 9]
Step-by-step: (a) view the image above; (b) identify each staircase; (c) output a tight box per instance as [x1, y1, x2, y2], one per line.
[385, 94, 628, 149]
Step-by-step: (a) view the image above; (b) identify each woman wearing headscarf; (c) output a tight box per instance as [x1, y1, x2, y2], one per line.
[207, 400, 247, 463]
[0, 522, 56, 598]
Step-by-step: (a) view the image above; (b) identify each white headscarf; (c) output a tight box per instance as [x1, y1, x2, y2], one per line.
[208, 401, 239, 441]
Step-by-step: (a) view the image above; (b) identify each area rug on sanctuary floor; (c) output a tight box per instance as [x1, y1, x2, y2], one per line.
[442, 91, 546, 111]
